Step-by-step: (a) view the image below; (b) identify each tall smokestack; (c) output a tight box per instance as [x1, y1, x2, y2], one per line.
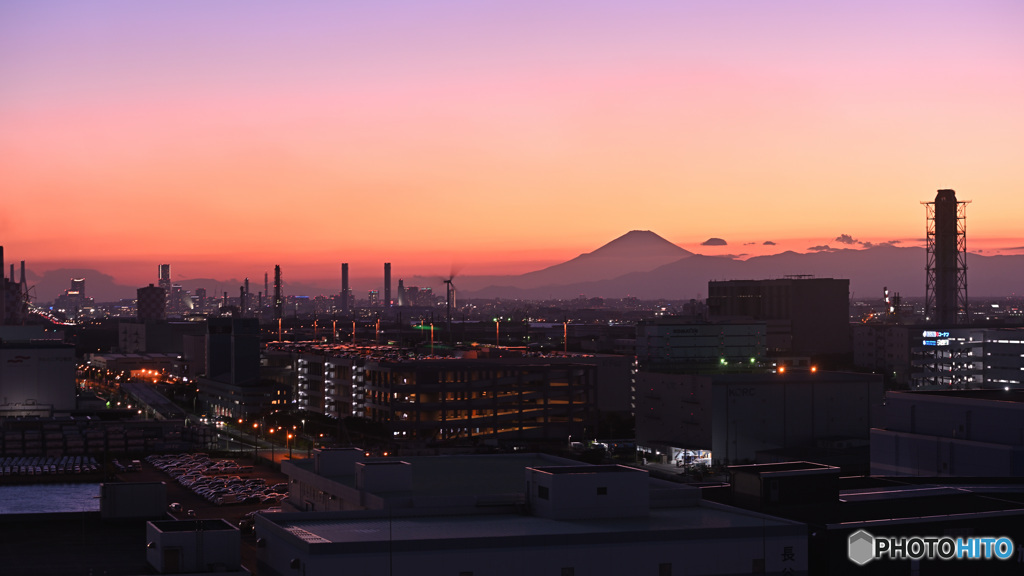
[384, 263, 391, 307]
[19, 261, 28, 322]
[240, 286, 246, 314]
[341, 263, 350, 315]
[925, 189, 969, 325]
[274, 265, 282, 320]
[244, 277, 250, 316]
[935, 190, 958, 323]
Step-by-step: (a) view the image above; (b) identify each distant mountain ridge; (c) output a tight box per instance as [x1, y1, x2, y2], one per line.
[510, 230, 694, 289]
[458, 236, 1024, 300]
[27, 231, 1024, 302]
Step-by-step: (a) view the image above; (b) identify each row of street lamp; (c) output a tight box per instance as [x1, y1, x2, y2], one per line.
[238, 419, 298, 461]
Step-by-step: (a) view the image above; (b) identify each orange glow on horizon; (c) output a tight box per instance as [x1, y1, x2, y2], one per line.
[2, 3, 1021, 292]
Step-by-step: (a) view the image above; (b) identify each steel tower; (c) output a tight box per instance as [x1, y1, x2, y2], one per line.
[923, 189, 969, 325]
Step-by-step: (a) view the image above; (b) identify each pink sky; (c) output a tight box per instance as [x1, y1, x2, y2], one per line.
[2, 1, 1022, 290]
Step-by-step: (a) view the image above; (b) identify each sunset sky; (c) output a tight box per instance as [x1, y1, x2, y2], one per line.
[2, 1, 1022, 293]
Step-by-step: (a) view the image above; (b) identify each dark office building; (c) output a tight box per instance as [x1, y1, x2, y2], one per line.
[291, 347, 598, 447]
[136, 284, 166, 321]
[157, 264, 171, 292]
[206, 317, 260, 385]
[198, 317, 286, 419]
[363, 359, 597, 445]
[707, 278, 850, 358]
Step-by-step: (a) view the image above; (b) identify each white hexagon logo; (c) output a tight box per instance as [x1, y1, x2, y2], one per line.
[848, 530, 875, 565]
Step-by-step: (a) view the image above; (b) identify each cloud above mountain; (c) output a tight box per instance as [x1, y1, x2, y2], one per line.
[763, 241, 776, 246]
[808, 245, 835, 252]
[835, 234, 903, 248]
[701, 238, 728, 246]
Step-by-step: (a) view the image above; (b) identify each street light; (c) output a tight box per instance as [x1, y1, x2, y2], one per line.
[252, 422, 259, 462]
[287, 433, 294, 460]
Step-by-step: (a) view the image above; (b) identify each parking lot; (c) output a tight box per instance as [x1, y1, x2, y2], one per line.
[129, 453, 292, 573]
[128, 453, 290, 525]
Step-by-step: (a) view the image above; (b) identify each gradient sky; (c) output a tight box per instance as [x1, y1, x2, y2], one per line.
[2, 1, 1022, 291]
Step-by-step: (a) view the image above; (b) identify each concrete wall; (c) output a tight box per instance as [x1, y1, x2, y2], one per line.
[256, 520, 807, 576]
[711, 374, 883, 464]
[871, 392, 1024, 476]
[871, 429, 1024, 476]
[146, 519, 240, 573]
[0, 345, 76, 411]
[100, 482, 166, 520]
[526, 465, 649, 520]
[883, 391, 1024, 442]
[357, 461, 413, 492]
[635, 373, 713, 449]
[314, 447, 363, 476]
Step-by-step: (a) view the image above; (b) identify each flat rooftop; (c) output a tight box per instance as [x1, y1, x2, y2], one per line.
[262, 504, 805, 553]
[835, 477, 1024, 522]
[150, 518, 236, 532]
[713, 371, 880, 384]
[292, 452, 583, 496]
[530, 465, 642, 475]
[899, 389, 1024, 403]
[729, 462, 840, 477]
[702, 475, 1024, 525]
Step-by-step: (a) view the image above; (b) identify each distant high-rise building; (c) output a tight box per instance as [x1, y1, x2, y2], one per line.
[418, 286, 432, 307]
[367, 290, 379, 307]
[397, 279, 407, 307]
[195, 287, 207, 310]
[158, 264, 171, 291]
[924, 189, 969, 325]
[137, 284, 166, 321]
[384, 263, 391, 307]
[52, 276, 91, 321]
[169, 284, 186, 315]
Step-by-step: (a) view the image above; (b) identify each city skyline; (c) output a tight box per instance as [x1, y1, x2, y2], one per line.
[3, 1, 1022, 288]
